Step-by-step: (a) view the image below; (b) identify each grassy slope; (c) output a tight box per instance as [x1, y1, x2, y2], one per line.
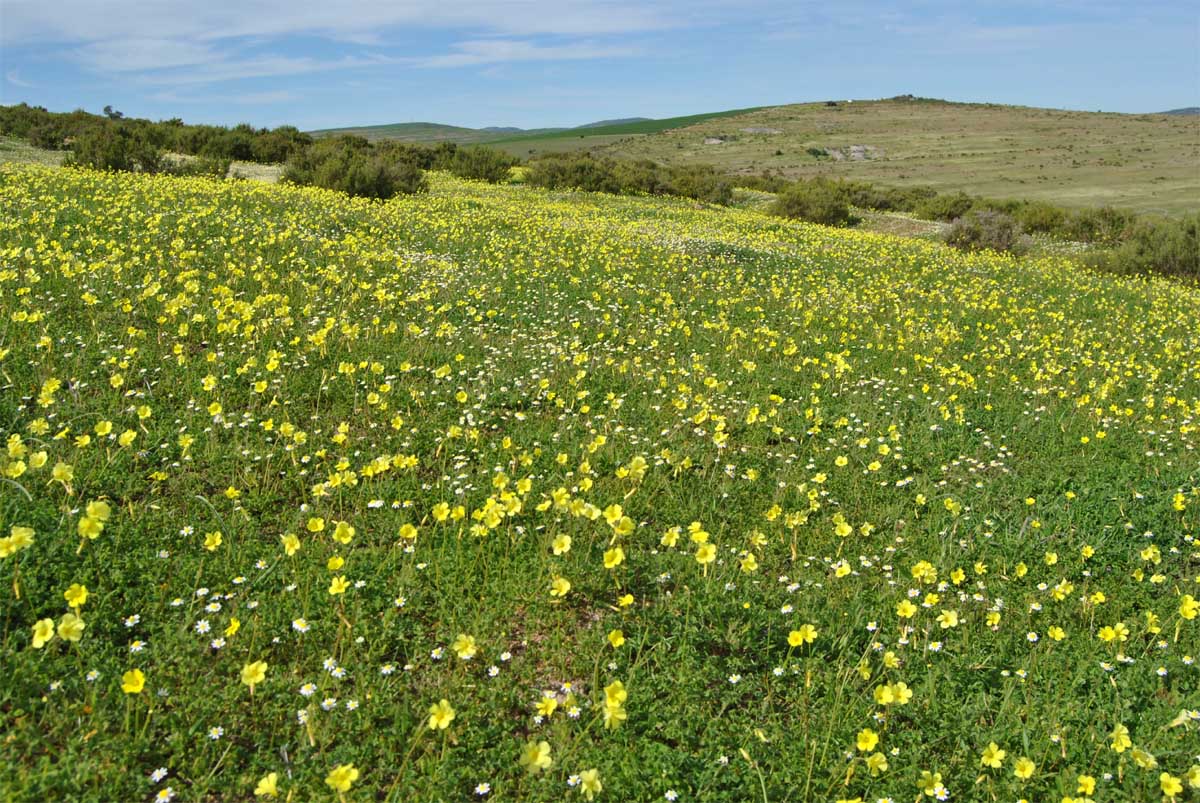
[598, 99, 1200, 215]
[1, 164, 1198, 802]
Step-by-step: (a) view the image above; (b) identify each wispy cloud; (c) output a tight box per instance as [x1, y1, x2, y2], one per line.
[419, 39, 640, 68]
[5, 70, 35, 88]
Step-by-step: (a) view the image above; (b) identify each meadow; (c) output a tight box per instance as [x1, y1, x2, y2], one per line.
[597, 99, 1200, 217]
[1, 163, 1198, 802]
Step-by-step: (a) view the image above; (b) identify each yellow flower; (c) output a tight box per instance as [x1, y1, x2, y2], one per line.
[77, 516, 104, 540]
[254, 772, 279, 798]
[896, 599, 918, 618]
[1161, 773, 1183, 799]
[550, 576, 571, 597]
[63, 583, 89, 609]
[695, 543, 716, 564]
[607, 629, 625, 648]
[1012, 756, 1035, 780]
[980, 742, 1006, 768]
[31, 618, 55, 649]
[324, 764, 359, 792]
[936, 609, 959, 628]
[121, 668, 146, 694]
[203, 531, 222, 551]
[580, 768, 602, 800]
[865, 752, 888, 776]
[856, 728, 878, 752]
[519, 740, 553, 773]
[280, 533, 300, 556]
[332, 520, 355, 544]
[603, 546, 625, 569]
[241, 660, 268, 690]
[427, 698, 455, 730]
[1181, 594, 1198, 620]
[57, 613, 85, 642]
[452, 633, 478, 659]
[1110, 723, 1132, 753]
[788, 624, 818, 647]
[1076, 774, 1096, 795]
[328, 575, 350, 595]
[225, 617, 240, 637]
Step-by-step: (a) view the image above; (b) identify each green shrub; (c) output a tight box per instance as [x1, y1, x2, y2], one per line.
[160, 156, 231, 178]
[944, 210, 1028, 255]
[283, 136, 426, 199]
[664, 165, 733, 205]
[1065, 206, 1135, 245]
[526, 154, 622, 194]
[1014, 201, 1067, 234]
[445, 147, 516, 183]
[1092, 215, 1198, 278]
[67, 123, 162, 172]
[769, 179, 853, 226]
[914, 192, 976, 221]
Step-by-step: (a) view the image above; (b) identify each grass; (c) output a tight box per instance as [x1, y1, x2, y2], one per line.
[0, 163, 1198, 803]
[599, 98, 1200, 216]
[0, 136, 67, 167]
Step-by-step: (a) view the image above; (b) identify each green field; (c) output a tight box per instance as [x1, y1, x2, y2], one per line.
[308, 108, 767, 154]
[1, 163, 1198, 802]
[599, 99, 1200, 215]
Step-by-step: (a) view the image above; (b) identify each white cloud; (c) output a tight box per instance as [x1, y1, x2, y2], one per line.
[0, 0, 680, 45]
[5, 70, 35, 87]
[419, 39, 639, 68]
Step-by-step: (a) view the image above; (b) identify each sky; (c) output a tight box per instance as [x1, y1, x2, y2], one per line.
[1, 1, 1197, 130]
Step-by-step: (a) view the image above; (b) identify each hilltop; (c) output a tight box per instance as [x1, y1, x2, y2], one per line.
[597, 98, 1200, 215]
[310, 98, 1199, 214]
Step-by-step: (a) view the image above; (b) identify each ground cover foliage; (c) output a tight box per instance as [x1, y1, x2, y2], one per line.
[1, 165, 1198, 802]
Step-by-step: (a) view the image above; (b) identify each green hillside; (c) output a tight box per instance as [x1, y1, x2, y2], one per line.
[597, 98, 1200, 215]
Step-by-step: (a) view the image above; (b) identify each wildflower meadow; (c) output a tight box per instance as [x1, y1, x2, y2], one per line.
[1, 164, 1197, 802]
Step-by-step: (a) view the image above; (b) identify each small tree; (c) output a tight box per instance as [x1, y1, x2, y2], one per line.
[445, 147, 516, 183]
[769, 180, 853, 226]
[68, 123, 162, 172]
[944, 210, 1028, 255]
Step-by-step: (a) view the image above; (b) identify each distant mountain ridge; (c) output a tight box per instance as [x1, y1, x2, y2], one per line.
[1158, 107, 1199, 115]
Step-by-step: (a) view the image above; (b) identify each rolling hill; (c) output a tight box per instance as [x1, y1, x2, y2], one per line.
[595, 98, 1200, 215]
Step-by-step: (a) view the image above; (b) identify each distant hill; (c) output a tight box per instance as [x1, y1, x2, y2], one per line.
[1159, 107, 1200, 115]
[598, 98, 1199, 215]
[308, 109, 765, 150]
[576, 117, 651, 129]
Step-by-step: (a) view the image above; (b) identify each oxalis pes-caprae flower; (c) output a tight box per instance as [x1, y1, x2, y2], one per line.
[0, 165, 1197, 800]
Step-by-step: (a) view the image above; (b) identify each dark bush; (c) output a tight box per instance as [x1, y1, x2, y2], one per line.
[527, 154, 622, 194]
[283, 136, 426, 199]
[67, 123, 162, 172]
[944, 210, 1028, 255]
[664, 164, 733, 205]
[1014, 201, 1067, 234]
[769, 179, 853, 226]
[1093, 215, 1199, 278]
[915, 191, 976, 221]
[160, 156, 231, 178]
[444, 146, 516, 183]
[1065, 206, 1135, 245]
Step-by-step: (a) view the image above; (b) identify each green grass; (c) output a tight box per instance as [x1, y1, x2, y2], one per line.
[0, 136, 67, 167]
[600, 98, 1200, 215]
[0, 163, 1198, 802]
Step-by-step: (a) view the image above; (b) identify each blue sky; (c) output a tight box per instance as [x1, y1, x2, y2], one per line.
[1, 1, 1197, 130]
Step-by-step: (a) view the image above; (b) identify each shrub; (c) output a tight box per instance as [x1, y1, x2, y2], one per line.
[914, 191, 976, 221]
[526, 154, 622, 194]
[944, 210, 1028, 255]
[67, 123, 162, 172]
[664, 165, 733, 205]
[1014, 201, 1067, 234]
[160, 156, 231, 178]
[1065, 206, 1135, 245]
[444, 147, 516, 183]
[769, 180, 853, 226]
[1093, 215, 1199, 278]
[283, 136, 426, 199]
